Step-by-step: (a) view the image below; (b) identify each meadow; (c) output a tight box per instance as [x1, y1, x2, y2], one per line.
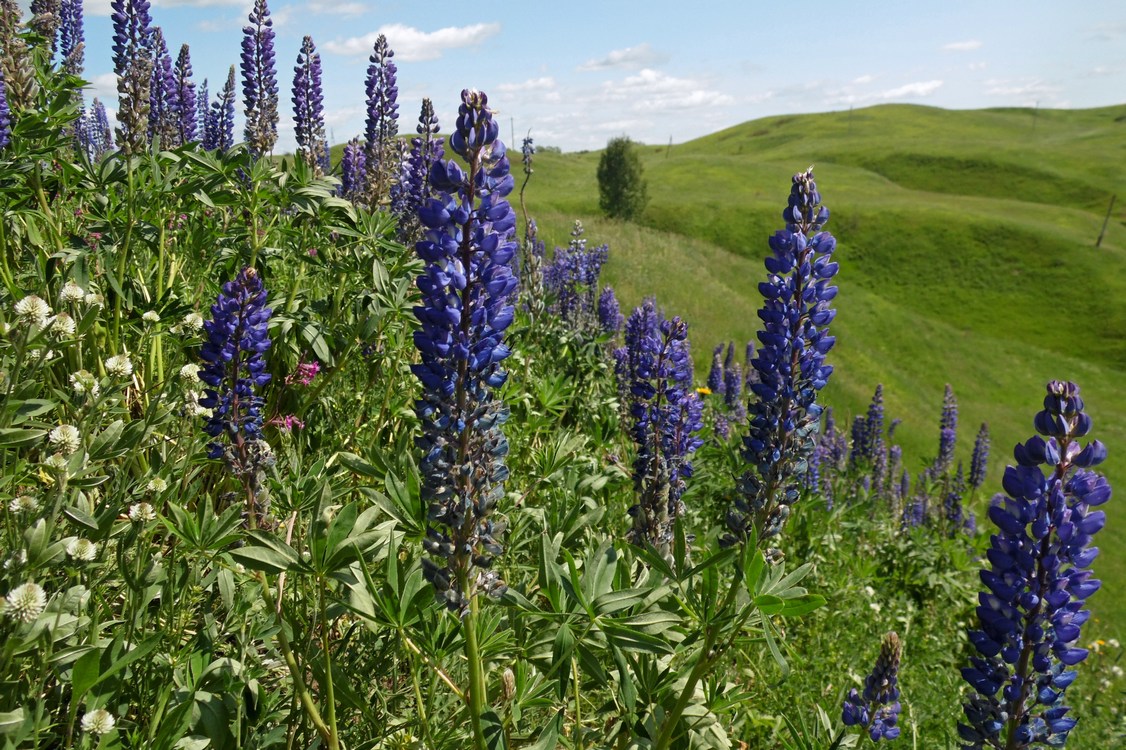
[0, 2, 1124, 749]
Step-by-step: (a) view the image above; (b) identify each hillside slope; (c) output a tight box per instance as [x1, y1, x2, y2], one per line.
[520, 103, 1126, 636]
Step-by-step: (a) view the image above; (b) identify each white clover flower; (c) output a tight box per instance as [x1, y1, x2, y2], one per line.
[183, 390, 212, 418]
[50, 312, 77, 337]
[5, 582, 47, 622]
[70, 369, 100, 398]
[66, 538, 97, 562]
[128, 502, 156, 522]
[179, 363, 201, 381]
[146, 477, 167, 493]
[80, 708, 116, 735]
[59, 280, 85, 304]
[14, 295, 51, 327]
[104, 354, 133, 378]
[142, 311, 161, 323]
[84, 293, 105, 308]
[1109, 638, 1121, 649]
[43, 453, 69, 472]
[182, 312, 204, 332]
[8, 494, 39, 513]
[26, 348, 56, 362]
[48, 424, 82, 454]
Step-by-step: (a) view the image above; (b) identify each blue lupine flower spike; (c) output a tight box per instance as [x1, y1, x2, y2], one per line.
[843, 632, 903, 742]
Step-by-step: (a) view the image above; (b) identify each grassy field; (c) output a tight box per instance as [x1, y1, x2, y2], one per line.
[519, 102, 1126, 638]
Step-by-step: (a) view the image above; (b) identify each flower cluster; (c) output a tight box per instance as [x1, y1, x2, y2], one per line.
[843, 631, 903, 741]
[110, 0, 153, 155]
[970, 422, 991, 491]
[724, 168, 839, 552]
[339, 137, 366, 202]
[959, 380, 1109, 749]
[704, 342, 748, 440]
[363, 34, 398, 202]
[292, 35, 327, 173]
[240, 0, 278, 156]
[58, 0, 84, 76]
[147, 27, 178, 148]
[0, 68, 10, 150]
[543, 220, 609, 335]
[173, 44, 196, 144]
[597, 285, 623, 337]
[198, 267, 272, 463]
[619, 303, 704, 557]
[204, 66, 236, 151]
[935, 383, 958, 475]
[413, 89, 516, 615]
[391, 97, 443, 238]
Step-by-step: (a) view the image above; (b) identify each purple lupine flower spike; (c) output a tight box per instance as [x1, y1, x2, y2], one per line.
[90, 97, 113, 156]
[111, 0, 154, 155]
[959, 381, 1110, 749]
[173, 44, 196, 144]
[543, 220, 609, 335]
[196, 77, 209, 143]
[339, 137, 366, 202]
[724, 169, 839, 554]
[363, 33, 398, 203]
[622, 304, 704, 556]
[292, 35, 326, 173]
[147, 27, 178, 148]
[391, 97, 443, 239]
[241, 0, 278, 156]
[58, 0, 84, 76]
[843, 632, 903, 741]
[935, 383, 958, 474]
[706, 344, 725, 395]
[597, 285, 623, 337]
[0, 67, 10, 151]
[413, 89, 516, 615]
[970, 422, 990, 491]
[205, 66, 236, 151]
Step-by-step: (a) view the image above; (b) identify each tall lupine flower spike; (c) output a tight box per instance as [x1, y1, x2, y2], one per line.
[625, 310, 704, 558]
[543, 221, 609, 334]
[391, 97, 444, 239]
[339, 137, 366, 202]
[413, 89, 516, 615]
[173, 44, 196, 144]
[597, 285, 623, 337]
[292, 35, 327, 173]
[147, 27, 179, 148]
[111, 0, 154, 155]
[30, 0, 61, 51]
[935, 383, 958, 475]
[723, 169, 838, 554]
[241, 0, 278, 156]
[57, 0, 84, 76]
[196, 77, 208, 142]
[706, 344, 725, 395]
[851, 384, 885, 467]
[205, 66, 236, 151]
[198, 267, 274, 520]
[82, 97, 113, 157]
[0, 67, 10, 151]
[843, 632, 903, 742]
[970, 422, 991, 491]
[363, 34, 398, 204]
[723, 342, 746, 425]
[959, 381, 1110, 749]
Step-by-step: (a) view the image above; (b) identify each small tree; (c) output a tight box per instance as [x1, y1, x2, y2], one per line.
[597, 135, 648, 220]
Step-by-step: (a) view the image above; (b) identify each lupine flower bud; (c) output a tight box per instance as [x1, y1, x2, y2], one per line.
[843, 632, 903, 741]
[241, 0, 278, 156]
[724, 169, 838, 550]
[959, 381, 1110, 749]
[414, 89, 515, 615]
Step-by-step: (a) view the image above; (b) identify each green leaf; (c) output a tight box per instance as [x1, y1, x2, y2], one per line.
[754, 594, 785, 616]
[0, 707, 25, 734]
[781, 594, 827, 618]
[0, 427, 47, 448]
[70, 648, 101, 702]
[229, 539, 302, 575]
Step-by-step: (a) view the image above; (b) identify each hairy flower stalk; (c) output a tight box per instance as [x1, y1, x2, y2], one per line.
[413, 89, 516, 615]
[363, 34, 399, 204]
[723, 169, 839, 553]
[205, 66, 236, 151]
[843, 632, 903, 741]
[240, 0, 278, 156]
[623, 307, 704, 557]
[173, 44, 196, 144]
[291, 36, 326, 173]
[198, 267, 274, 524]
[959, 381, 1110, 749]
[111, 0, 153, 155]
[147, 27, 178, 148]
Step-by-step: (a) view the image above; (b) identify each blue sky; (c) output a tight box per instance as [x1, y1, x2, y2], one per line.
[62, 0, 1126, 152]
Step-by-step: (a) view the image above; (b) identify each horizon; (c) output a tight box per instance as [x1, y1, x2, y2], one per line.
[20, 0, 1126, 153]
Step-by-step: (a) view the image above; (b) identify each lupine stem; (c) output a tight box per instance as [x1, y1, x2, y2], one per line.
[463, 592, 488, 750]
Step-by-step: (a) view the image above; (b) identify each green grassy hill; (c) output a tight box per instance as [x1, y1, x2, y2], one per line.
[519, 103, 1126, 637]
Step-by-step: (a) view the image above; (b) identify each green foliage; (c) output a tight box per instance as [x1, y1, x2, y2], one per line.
[597, 136, 649, 221]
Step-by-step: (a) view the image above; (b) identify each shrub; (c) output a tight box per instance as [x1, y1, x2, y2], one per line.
[597, 135, 649, 220]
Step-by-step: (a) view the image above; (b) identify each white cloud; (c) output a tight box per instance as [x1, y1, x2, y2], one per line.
[881, 80, 943, 98]
[984, 78, 1060, 98]
[825, 79, 943, 106]
[86, 73, 118, 102]
[1090, 66, 1116, 76]
[969, 62, 987, 71]
[308, 0, 367, 16]
[85, 0, 114, 15]
[155, 0, 249, 7]
[497, 77, 556, 93]
[1087, 21, 1126, 41]
[942, 39, 982, 51]
[579, 43, 668, 71]
[852, 74, 874, 85]
[599, 69, 734, 112]
[324, 22, 502, 61]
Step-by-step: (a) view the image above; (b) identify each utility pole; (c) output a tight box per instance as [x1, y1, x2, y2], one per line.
[1096, 194, 1117, 248]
